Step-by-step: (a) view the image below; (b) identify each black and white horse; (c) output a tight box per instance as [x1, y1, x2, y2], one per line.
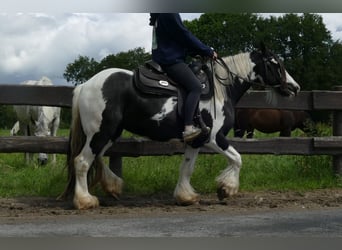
[59, 44, 300, 209]
[12, 76, 61, 165]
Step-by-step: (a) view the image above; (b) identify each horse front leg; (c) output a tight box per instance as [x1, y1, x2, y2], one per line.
[174, 146, 201, 205]
[207, 139, 242, 200]
[50, 115, 60, 165]
[216, 145, 242, 200]
[23, 124, 33, 164]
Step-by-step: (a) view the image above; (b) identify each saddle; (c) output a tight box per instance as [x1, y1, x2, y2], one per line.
[133, 60, 213, 100]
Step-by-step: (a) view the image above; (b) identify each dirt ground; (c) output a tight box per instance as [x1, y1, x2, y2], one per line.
[0, 189, 341, 222]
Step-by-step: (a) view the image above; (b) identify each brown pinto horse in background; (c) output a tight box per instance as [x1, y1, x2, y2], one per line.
[234, 108, 312, 138]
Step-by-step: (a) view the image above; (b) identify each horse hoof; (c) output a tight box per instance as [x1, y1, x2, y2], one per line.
[217, 187, 227, 201]
[217, 186, 238, 200]
[101, 184, 122, 200]
[175, 194, 200, 206]
[176, 200, 197, 206]
[74, 195, 99, 210]
[110, 192, 121, 200]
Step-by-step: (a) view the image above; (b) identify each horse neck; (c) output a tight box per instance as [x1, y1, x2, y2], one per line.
[34, 107, 51, 136]
[214, 53, 254, 104]
[227, 81, 252, 105]
[222, 52, 254, 81]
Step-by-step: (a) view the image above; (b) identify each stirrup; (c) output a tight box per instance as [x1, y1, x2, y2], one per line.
[183, 126, 201, 142]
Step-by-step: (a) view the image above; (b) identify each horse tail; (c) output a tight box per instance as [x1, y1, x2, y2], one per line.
[57, 85, 86, 200]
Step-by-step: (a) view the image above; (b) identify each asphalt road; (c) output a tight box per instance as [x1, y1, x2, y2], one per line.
[1, 208, 341, 237]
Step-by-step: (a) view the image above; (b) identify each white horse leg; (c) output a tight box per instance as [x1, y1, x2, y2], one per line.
[174, 146, 201, 205]
[209, 144, 242, 200]
[21, 123, 31, 164]
[49, 114, 60, 165]
[10, 121, 20, 136]
[73, 142, 99, 210]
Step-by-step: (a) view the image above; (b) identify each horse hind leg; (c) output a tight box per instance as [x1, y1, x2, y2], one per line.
[95, 147, 123, 199]
[73, 141, 100, 209]
[73, 136, 124, 209]
[89, 122, 124, 199]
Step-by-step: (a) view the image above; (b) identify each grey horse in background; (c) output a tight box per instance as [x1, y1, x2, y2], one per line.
[11, 76, 61, 165]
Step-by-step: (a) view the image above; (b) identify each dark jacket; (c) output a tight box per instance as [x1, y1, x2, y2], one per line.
[151, 13, 214, 65]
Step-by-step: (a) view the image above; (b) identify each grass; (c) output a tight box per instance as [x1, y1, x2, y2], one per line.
[0, 125, 341, 198]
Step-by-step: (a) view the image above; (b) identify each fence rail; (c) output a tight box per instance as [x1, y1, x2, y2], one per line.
[1, 136, 342, 156]
[1, 84, 342, 175]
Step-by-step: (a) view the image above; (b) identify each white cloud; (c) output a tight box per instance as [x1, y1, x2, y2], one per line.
[320, 13, 342, 41]
[0, 13, 152, 84]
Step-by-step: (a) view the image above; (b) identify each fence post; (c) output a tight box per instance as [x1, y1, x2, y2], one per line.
[333, 86, 342, 175]
[109, 154, 122, 178]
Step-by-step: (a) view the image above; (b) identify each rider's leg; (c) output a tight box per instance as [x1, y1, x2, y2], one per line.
[162, 62, 202, 141]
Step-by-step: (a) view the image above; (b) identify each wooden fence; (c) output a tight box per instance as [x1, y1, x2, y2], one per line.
[0, 84, 342, 175]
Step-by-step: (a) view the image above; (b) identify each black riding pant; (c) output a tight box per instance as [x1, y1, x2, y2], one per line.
[162, 62, 202, 126]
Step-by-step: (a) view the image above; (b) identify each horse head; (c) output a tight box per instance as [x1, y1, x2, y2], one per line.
[251, 42, 300, 97]
[33, 107, 52, 165]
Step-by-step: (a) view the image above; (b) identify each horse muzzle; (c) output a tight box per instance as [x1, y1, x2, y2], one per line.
[38, 153, 48, 165]
[278, 83, 300, 97]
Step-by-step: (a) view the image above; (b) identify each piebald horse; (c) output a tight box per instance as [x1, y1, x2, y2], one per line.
[59, 45, 300, 209]
[12, 76, 61, 165]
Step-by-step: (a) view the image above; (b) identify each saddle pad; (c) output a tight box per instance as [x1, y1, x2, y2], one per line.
[134, 66, 178, 96]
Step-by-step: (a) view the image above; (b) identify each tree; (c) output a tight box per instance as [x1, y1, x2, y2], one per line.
[98, 47, 150, 71]
[326, 41, 342, 86]
[0, 105, 17, 129]
[186, 13, 340, 90]
[63, 47, 150, 86]
[273, 14, 334, 90]
[184, 13, 259, 55]
[63, 55, 99, 85]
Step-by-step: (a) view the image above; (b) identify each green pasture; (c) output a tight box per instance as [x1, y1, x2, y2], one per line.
[0, 125, 341, 198]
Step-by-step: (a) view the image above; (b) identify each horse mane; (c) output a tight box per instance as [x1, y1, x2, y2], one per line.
[213, 52, 253, 102]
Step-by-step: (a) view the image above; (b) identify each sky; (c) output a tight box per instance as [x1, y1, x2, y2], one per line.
[0, 13, 341, 85]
